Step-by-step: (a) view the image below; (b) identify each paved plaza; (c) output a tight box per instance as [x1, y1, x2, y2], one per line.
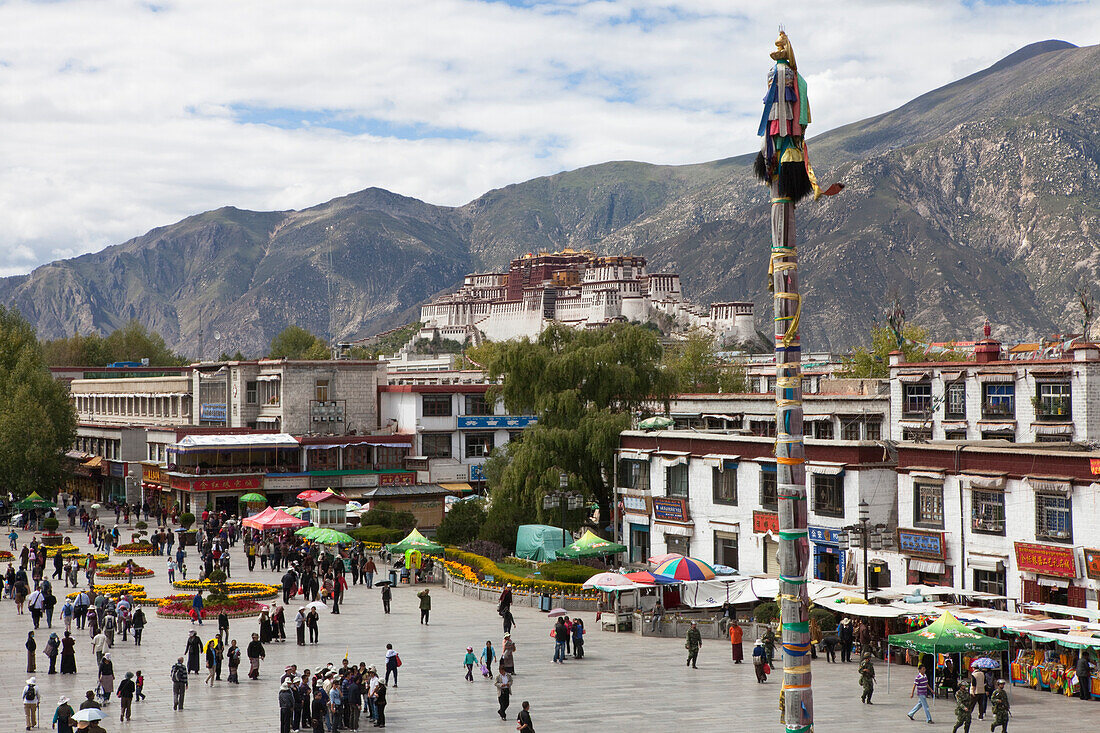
[0, 529, 1096, 732]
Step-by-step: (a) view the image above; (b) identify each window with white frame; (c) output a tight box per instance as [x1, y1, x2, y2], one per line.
[971, 490, 1005, 535]
[913, 482, 944, 528]
[1035, 493, 1072, 542]
[945, 381, 966, 419]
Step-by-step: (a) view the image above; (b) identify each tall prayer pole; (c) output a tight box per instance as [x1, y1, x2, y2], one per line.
[753, 30, 842, 733]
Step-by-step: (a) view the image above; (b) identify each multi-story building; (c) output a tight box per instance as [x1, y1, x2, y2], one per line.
[659, 378, 888, 441]
[889, 328, 1100, 443]
[418, 249, 755, 344]
[615, 430, 897, 586]
[379, 370, 536, 487]
[895, 440, 1100, 609]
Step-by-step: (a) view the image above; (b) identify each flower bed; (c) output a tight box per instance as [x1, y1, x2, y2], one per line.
[73, 554, 111, 567]
[444, 548, 591, 595]
[156, 597, 265, 619]
[44, 544, 82, 558]
[0, 551, 12, 561]
[96, 563, 154, 578]
[67, 582, 149, 601]
[113, 543, 157, 556]
[170, 580, 279, 600]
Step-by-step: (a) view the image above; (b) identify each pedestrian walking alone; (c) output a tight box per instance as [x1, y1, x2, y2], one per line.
[752, 638, 768, 683]
[859, 652, 876, 704]
[952, 685, 973, 733]
[384, 644, 399, 687]
[517, 700, 535, 732]
[989, 679, 1010, 733]
[380, 584, 391, 614]
[494, 671, 512, 721]
[907, 665, 933, 724]
[417, 588, 431, 625]
[729, 622, 744, 663]
[463, 646, 476, 681]
[171, 657, 188, 710]
[22, 676, 40, 730]
[685, 621, 702, 669]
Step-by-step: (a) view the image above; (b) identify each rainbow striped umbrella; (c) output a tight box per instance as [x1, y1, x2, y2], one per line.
[654, 556, 717, 581]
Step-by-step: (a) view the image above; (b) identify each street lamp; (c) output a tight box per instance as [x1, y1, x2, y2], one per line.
[842, 499, 887, 601]
[542, 472, 580, 551]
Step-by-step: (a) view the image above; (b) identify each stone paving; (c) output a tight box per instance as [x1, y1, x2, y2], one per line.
[0, 527, 1096, 732]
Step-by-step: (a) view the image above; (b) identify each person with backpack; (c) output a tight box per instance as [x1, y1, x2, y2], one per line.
[171, 657, 188, 710]
[22, 676, 40, 730]
[51, 695, 74, 733]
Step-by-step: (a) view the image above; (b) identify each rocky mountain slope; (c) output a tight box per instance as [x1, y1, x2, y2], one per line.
[2, 40, 1096, 355]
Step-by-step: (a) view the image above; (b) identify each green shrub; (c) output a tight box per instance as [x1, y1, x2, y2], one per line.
[536, 560, 600, 584]
[359, 502, 416, 531]
[434, 499, 485, 546]
[348, 525, 406, 544]
[754, 600, 780, 625]
[179, 512, 196, 530]
[444, 548, 586, 594]
[135, 521, 148, 530]
[809, 607, 837, 633]
[43, 517, 59, 532]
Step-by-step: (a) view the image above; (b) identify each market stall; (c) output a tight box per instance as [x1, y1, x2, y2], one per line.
[887, 611, 1009, 695]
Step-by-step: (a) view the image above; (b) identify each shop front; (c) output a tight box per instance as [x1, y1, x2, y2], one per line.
[897, 527, 952, 586]
[1015, 541, 1084, 607]
[809, 525, 846, 582]
[621, 491, 651, 564]
[168, 474, 263, 515]
[105, 460, 128, 503]
[66, 456, 103, 502]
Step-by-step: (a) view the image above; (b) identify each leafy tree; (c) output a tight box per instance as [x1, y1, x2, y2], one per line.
[477, 323, 675, 546]
[0, 307, 77, 498]
[268, 326, 330, 360]
[217, 350, 247, 361]
[41, 321, 186, 366]
[360, 502, 416, 531]
[434, 499, 486, 546]
[664, 328, 750, 393]
[411, 331, 467, 355]
[839, 324, 936, 378]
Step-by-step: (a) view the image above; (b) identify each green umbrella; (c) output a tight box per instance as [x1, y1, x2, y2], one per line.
[311, 528, 355, 545]
[238, 493, 267, 504]
[557, 529, 627, 558]
[888, 611, 1008, 654]
[385, 528, 443, 554]
[638, 416, 674, 430]
[15, 492, 55, 510]
[295, 526, 321, 538]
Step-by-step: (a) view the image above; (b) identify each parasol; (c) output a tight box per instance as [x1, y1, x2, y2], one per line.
[15, 492, 54, 510]
[304, 601, 327, 612]
[311, 528, 354, 545]
[654, 556, 717, 581]
[582, 572, 635, 590]
[548, 607, 568, 618]
[238, 493, 267, 504]
[638, 416, 674, 430]
[647, 552, 684, 566]
[970, 657, 1000, 669]
[73, 708, 106, 722]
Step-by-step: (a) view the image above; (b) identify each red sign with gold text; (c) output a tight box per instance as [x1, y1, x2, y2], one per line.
[169, 476, 262, 493]
[753, 510, 779, 534]
[379, 472, 416, 487]
[1014, 541, 1077, 578]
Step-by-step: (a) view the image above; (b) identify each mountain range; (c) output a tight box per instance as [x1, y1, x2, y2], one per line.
[2, 39, 1097, 356]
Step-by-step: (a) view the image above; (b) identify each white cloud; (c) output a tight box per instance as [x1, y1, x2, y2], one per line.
[0, 0, 1095, 275]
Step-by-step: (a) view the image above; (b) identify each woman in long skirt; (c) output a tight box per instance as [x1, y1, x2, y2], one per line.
[259, 610, 273, 643]
[60, 631, 77, 674]
[98, 653, 115, 704]
[26, 631, 36, 673]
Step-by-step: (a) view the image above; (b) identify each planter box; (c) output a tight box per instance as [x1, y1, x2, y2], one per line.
[41, 534, 63, 547]
[179, 530, 198, 547]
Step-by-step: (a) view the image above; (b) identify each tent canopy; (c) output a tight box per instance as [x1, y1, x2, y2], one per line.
[241, 507, 309, 530]
[15, 492, 54, 510]
[515, 524, 567, 562]
[173, 433, 299, 451]
[557, 530, 627, 558]
[888, 611, 1009, 653]
[385, 528, 443, 554]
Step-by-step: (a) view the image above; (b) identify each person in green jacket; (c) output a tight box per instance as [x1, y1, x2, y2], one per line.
[762, 625, 777, 665]
[685, 622, 702, 669]
[463, 646, 476, 681]
[989, 679, 1009, 733]
[418, 589, 432, 625]
[952, 684, 973, 733]
[859, 652, 876, 704]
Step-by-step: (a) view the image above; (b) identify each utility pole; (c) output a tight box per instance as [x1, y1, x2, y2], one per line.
[753, 30, 843, 733]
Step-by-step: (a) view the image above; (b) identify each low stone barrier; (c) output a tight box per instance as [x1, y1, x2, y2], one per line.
[443, 570, 599, 612]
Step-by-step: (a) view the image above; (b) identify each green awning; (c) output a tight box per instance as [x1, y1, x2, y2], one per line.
[385, 528, 443, 554]
[888, 611, 1009, 653]
[557, 529, 627, 558]
[15, 492, 55, 510]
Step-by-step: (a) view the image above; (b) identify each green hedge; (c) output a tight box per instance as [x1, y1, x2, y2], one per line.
[754, 600, 779, 624]
[348, 525, 407, 544]
[536, 560, 601, 584]
[444, 548, 587, 594]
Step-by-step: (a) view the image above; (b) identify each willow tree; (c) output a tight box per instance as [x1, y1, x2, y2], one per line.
[476, 322, 675, 547]
[752, 31, 842, 733]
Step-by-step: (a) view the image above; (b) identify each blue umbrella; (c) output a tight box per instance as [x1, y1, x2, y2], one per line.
[970, 657, 1000, 669]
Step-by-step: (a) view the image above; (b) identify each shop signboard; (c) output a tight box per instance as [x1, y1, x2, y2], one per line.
[469, 463, 486, 482]
[379, 472, 416, 487]
[142, 464, 166, 485]
[753, 510, 779, 534]
[808, 526, 842, 545]
[652, 497, 688, 522]
[170, 476, 262, 492]
[1015, 541, 1077, 578]
[1084, 548, 1100, 581]
[457, 415, 537, 429]
[622, 495, 649, 516]
[200, 403, 227, 421]
[1091, 458, 1100, 476]
[108, 461, 126, 478]
[896, 528, 946, 559]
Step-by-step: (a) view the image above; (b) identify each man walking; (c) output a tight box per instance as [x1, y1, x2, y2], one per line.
[552, 618, 568, 664]
[1077, 652, 1093, 701]
[907, 664, 933, 724]
[517, 700, 535, 732]
[22, 676, 40, 730]
[417, 588, 431, 625]
[494, 670, 512, 721]
[989, 679, 1010, 733]
[380, 584, 391, 614]
[685, 621, 702, 669]
[171, 657, 188, 711]
[729, 621, 743, 663]
[838, 617, 854, 663]
[859, 652, 876, 704]
[952, 683, 973, 733]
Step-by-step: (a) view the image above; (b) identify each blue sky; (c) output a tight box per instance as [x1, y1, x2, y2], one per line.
[0, 0, 1095, 276]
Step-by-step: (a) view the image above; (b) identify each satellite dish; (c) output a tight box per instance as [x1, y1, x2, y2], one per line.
[213, 331, 222, 341]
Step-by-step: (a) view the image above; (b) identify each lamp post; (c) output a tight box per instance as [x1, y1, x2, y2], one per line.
[842, 499, 887, 601]
[542, 472, 579, 551]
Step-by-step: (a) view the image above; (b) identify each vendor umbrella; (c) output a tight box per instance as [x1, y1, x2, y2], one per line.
[654, 556, 717, 581]
[647, 552, 683, 566]
[15, 492, 54, 510]
[311, 528, 354, 545]
[638, 416, 674, 430]
[238, 493, 267, 504]
[295, 526, 321, 538]
[557, 530, 627, 559]
[583, 572, 635, 590]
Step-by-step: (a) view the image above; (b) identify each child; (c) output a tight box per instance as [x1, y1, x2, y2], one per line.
[135, 670, 145, 701]
[464, 646, 476, 682]
[180, 561, 188, 580]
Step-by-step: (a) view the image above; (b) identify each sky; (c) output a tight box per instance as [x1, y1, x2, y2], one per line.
[0, 0, 1096, 277]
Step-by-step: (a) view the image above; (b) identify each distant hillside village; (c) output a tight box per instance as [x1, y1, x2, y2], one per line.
[414, 249, 756, 347]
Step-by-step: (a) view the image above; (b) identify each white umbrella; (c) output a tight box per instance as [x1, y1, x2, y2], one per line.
[582, 572, 634, 590]
[74, 708, 106, 722]
[305, 601, 327, 612]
